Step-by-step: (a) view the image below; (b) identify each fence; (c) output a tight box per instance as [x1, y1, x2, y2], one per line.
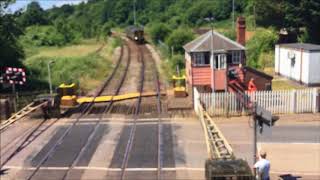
[194, 88, 319, 116]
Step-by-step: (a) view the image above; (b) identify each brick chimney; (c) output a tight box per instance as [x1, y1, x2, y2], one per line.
[236, 16, 246, 46]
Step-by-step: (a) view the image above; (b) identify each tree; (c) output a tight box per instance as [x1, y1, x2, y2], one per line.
[19, 1, 48, 27]
[252, 0, 320, 44]
[300, 0, 320, 43]
[0, 0, 24, 67]
[246, 28, 278, 68]
[54, 18, 78, 44]
[149, 23, 171, 43]
[165, 28, 194, 54]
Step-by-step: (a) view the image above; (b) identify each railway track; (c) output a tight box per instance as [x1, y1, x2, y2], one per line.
[2, 39, 165, 180]
[60, 43, 131, 179]
[0, 118, 60, 168]
[24, 42, 128, 180]
[0, 42, 114, 172]
[119, 43, 163, 180]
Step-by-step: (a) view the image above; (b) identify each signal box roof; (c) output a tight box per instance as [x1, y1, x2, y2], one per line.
[183, 30, 245, 53]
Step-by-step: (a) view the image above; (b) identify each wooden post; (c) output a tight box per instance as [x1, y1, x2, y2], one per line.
[12, 83, 17, 113]
[291, 90, 297, 113]
[312, 88, 317, 113]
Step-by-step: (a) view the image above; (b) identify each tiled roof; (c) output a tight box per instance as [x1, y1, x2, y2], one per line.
[183, 30, 245, 53]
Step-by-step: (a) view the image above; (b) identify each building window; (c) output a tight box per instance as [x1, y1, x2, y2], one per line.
[214, 54, 226, 69]
[231, 51, 241, 64]
[192, 52, 209, 66]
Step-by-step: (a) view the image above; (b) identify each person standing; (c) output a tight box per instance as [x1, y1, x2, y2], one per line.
[254, 150, 270, 180]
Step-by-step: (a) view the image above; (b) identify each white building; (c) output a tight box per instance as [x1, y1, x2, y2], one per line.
[275, 43, 320, 86]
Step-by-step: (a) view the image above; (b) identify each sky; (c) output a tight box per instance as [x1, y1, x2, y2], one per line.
[7, 0, 87, 13]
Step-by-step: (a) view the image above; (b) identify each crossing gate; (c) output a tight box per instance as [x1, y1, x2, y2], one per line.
[194, 90, 253, 179]
[195, 88, 319, 116]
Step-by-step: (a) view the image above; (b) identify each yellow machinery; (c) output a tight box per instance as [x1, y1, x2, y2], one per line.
[57, 83, 78, 109]
[172, 75, 187, 97]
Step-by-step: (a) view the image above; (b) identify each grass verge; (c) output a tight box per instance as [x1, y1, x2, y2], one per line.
[24, 37, 121, 93]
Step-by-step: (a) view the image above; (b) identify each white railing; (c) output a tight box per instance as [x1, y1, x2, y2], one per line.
[194, 88, 319, 116]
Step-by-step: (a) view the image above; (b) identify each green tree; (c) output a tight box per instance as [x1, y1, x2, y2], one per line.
[300, 1, 320, 43]
[246, 28, 278, 68]
[166, 28, 194, 54]
[20, 25, 67, 46]
[251, 0, 320, 43]
[54, 18, 78, 44]
[149, 23, 171, 43]
[19, 1, 48, 27]
[0, 0, 24, 67]
[170, 54, 185, 70]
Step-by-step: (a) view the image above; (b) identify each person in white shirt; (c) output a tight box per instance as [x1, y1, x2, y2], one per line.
[254, 150, 270, 180]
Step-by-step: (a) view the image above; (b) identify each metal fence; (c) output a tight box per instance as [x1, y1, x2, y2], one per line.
[194, 88, 319, 116]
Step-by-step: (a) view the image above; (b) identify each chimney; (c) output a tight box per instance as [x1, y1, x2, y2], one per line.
[236, 16, 246, 46]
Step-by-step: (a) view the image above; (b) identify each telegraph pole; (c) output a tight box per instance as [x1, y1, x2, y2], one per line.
[204, 16, 215, 92]
[133, 0, 136, 25]
[253, 104, 257, 177]
[47, 61, 54, 97]
[232, 0, 235, 31]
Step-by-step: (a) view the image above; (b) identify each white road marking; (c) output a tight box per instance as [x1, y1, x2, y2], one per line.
[259, 142, 320, 145]
[270, 171, 320, 176]
[70, 117, 197, 123]
[3, 166, 204, 171]
[162, 167, 204, 171]
[74, 166, 121, 171]
[125, 168, 158, 171]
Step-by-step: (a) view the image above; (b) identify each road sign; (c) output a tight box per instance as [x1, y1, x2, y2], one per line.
[256, 105, 272, 126]
[255, 105, 279, 127]
[5, 67, 26, 85]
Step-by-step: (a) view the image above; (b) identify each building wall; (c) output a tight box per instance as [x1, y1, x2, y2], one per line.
[308, 52, 320, 84]
[275, 46, 310, 84]
[192, 66, 211, 86]
[185, 52, 192, 84]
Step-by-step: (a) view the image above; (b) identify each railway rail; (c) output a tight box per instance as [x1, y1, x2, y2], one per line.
[0, 42, 114, 173]
[119, 43, 163, 179]
[1, 38, 165, 180]
[24, 42, 128, 180]
[60, 43, 131, 179]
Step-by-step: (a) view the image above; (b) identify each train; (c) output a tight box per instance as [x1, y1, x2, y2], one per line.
[125, 25, 144, 44]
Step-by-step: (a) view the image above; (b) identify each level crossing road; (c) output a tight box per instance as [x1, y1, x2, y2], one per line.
[0, 117, 207, 180]
[258, 124, 320, 143]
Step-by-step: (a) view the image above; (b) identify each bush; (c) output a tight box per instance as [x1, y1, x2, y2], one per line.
[20, 25, 67, 46]
[165, 27, 194, 54]
[25, 53, 112, 88]
[246, 28, 278, 68]
[169, 54, 185, 71]
[149, 23, 171, 44]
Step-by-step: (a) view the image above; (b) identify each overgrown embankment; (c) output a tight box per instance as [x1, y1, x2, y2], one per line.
[24, 37, 122, 93]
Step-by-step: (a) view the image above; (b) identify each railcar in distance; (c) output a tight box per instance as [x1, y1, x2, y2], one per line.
[126, 25, 144, 44]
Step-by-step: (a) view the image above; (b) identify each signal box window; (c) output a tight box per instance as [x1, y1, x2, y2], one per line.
[193, 52, 210, 66]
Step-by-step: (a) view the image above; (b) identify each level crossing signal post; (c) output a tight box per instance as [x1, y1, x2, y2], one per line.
[252, 103, 279, 178]
[0, 67, 27, 113]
